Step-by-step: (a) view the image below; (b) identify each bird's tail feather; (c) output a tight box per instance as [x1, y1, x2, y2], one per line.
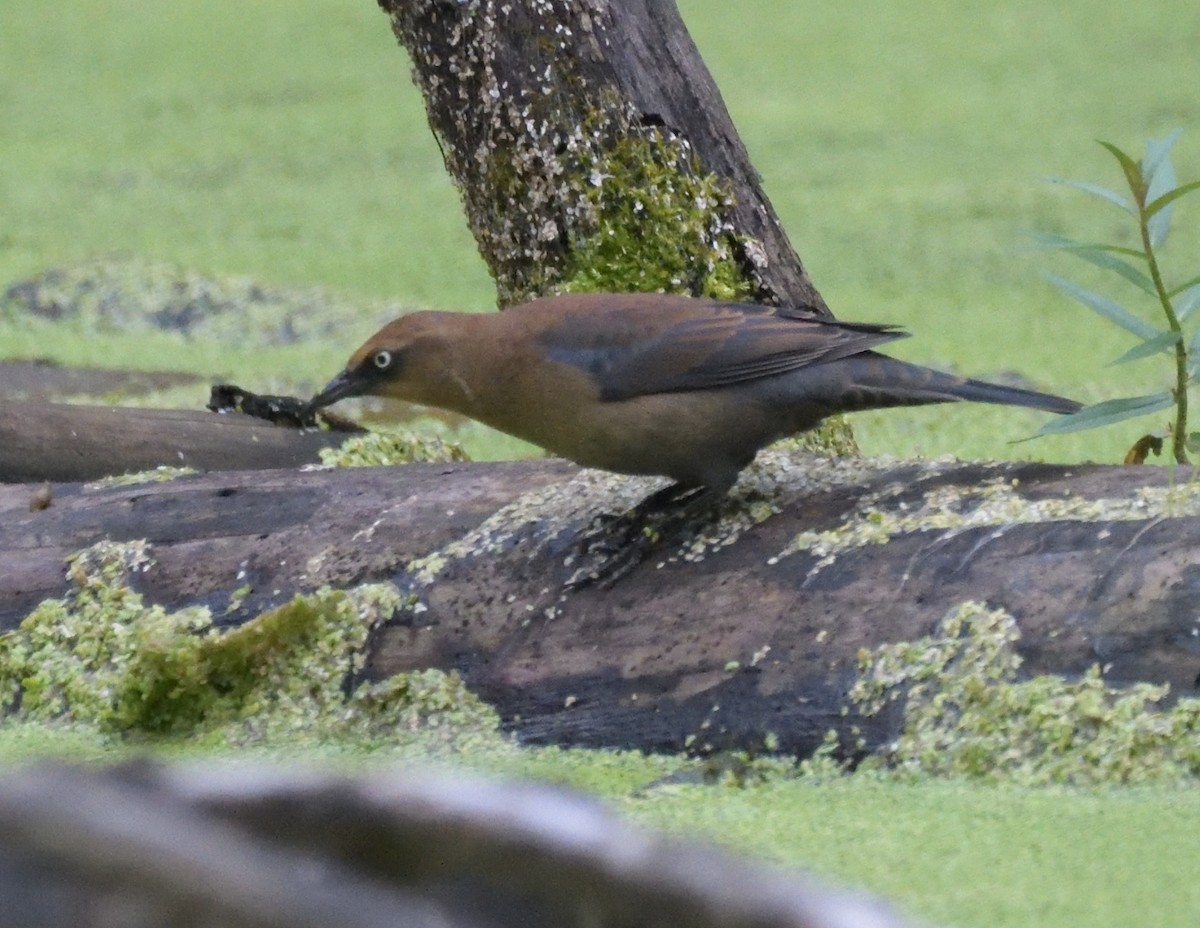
[834, 356, 1082, 416]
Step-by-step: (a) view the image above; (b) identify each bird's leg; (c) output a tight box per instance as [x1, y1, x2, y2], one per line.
[565, 482, 728, 589]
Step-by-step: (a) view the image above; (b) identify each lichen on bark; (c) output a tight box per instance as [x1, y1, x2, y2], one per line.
[379, 0, 761, 306]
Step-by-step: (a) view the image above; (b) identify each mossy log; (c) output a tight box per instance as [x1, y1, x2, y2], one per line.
[0, 401, 346, 483]
[379, 0, 827, 312]
[3, 454, 1199, 756]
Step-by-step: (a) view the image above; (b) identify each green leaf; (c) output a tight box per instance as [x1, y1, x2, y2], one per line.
[1187, 432, 1200, 454]
[1077, 252, 1154, 295]
[1041, 177, 1133, 214]
[1144, 142, 1178, 249]
[1145, 179, 1200, 219]
[1035, 392, 1175, 435]
[1175, 283, 1200, 321]
[1045, 273, 1159, 340]
[1189, 325, 1200, 359]
[1098, 141, 1146, 202]
[1020, 231, 1152, 294]
[1021, 230, 1144, 259]
[1141, 129, 1182, 188]
[1110, 330, 1180, 365]
[1169, 274, 1200, 299]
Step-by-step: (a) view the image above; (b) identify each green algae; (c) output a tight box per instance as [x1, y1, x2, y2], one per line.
[0, 540, 500, 748]
[849, 601, 1200, 786]
[0, 257, 401, 347]
[87, 466, 200, 488]
[776, 466, 1200, 574]
[318, 425, 469, 468]
[626, 775, 1200, 928]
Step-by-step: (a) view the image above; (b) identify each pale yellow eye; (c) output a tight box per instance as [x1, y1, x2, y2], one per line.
[373, 350, 393, 370]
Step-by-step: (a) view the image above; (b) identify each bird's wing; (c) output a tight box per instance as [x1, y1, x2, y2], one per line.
[537, 300, 908, 401]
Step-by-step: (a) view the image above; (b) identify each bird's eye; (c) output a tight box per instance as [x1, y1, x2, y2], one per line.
[373, 350, 393, 370]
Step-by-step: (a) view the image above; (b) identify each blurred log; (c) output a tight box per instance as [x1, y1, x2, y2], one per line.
[3, 456, 1199, 757]
[0, 402, 346, 483]
[0, 358, 202, 402]
[0, 762, 911, 928]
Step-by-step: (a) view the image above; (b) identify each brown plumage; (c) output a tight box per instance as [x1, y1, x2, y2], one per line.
[309, 292, 1079, 500]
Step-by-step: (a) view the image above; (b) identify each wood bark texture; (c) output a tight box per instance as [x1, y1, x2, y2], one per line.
[0, 402, 345, 483]
[378, 0, 828, 313]
[4, 456, 1198, 757]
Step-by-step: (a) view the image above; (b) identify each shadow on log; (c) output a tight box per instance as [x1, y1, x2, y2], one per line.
[4, 451, 1200, 757]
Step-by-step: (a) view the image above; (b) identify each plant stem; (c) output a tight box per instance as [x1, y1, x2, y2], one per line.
[1139, 211, 1189, 463]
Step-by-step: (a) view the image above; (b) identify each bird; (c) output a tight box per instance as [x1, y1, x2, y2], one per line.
[308, 292, 1080, 581]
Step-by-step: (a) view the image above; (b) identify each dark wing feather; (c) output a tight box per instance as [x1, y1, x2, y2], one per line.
[538, 300, 908, 401]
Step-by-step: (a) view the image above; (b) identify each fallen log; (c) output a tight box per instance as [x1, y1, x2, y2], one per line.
[0, 401, 348, 483]
[3, 451, 1199, 756]
[0, 761, 912, 928]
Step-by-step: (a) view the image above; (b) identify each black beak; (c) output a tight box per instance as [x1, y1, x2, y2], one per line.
[307, 369, 363, 412]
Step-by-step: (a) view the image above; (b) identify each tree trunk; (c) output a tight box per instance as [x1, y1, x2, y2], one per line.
[378, 0, 828, 314]
[5, 456, 1198, 757]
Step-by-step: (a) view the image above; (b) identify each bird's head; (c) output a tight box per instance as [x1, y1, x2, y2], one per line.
[307, 313, 449, 412]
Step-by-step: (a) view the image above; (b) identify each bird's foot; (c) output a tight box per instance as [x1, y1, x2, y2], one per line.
[564, 484, 720, 590]
[565, 517, 666, 590]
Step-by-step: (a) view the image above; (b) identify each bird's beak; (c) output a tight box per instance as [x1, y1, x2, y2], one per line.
[307, 369, 362, 412]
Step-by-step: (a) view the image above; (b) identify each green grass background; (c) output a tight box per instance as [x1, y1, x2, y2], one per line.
[4, 2, 1200, 926]
[3, 0, 1200, 461]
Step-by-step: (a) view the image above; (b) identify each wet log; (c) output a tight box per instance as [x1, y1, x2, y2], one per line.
[0, 402, 346, 483]
[3, 454, 1199, 757]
